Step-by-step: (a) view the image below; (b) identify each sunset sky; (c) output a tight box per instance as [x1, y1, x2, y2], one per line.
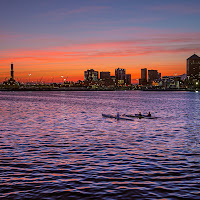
[1, 0, 200, 83]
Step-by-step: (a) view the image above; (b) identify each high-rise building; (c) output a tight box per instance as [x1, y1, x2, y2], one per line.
[100, 71, 110, 80]
[125, 74, 131, 85]
[139, 68, 147, 85]
[84, 69, 99, 82]
[141, 68, 147, 81]
[148, 69, 161, 83]
[115, 68, 125, 84]
[187, 54, 200, 81]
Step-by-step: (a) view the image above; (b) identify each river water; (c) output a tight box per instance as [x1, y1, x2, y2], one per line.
[0, 91, 199, 199]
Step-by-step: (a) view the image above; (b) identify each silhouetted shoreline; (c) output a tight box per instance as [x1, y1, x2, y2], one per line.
[0, 88, 198, 92]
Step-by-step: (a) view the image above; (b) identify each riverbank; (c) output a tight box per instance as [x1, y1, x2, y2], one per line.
[0, 87, 198, 92]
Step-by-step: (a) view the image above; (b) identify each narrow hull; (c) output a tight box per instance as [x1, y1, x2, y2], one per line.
[102, 114, 134, 121]
[124, 114, 158, 119]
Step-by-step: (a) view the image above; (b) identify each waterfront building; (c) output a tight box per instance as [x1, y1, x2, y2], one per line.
[187, 54, 200, 81]
[84, 69, 99, 82]
[115, 68, 125, 85]
[141, 68, 147, 80]
[139, 68, 147, 85]
[148, 69, 161, 84]
[162, 76, 180, 89]
[99, 71, 115, 87]
[125, 74, 131, 85]
[100, 71, 110, 80]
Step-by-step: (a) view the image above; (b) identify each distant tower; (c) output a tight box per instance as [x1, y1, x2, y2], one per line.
[187, 54, 200, 80]
[115, 68, 126, 85]
[11, 63, 14, 79]
[139, 68, 147, 85]
[115, 68, 125, 81]
[141, 68, 147, 81]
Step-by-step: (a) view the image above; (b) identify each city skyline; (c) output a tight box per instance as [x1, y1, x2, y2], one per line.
[1, 61, 188, 84]
[1, 0, 200, 83]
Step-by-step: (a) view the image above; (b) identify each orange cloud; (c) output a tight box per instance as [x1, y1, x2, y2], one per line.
[1, 32, 199, 83]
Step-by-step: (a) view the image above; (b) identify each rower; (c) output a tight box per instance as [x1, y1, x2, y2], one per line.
[117, 112, 120, 120]
[139, 112, 142, 116]
[147, 112, 151, 117]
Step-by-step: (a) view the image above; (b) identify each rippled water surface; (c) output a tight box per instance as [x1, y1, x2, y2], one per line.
[0, 91, 199, 199]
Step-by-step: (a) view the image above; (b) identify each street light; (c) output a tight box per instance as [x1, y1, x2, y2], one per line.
[28, 73, 31, 84]
[61, 75, 64, 84]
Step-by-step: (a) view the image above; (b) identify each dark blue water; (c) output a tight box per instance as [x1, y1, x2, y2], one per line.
[0, 91, 199, 199]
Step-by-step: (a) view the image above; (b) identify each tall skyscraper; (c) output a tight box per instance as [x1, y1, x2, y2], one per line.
[115, 68, 125, 84]
[187, 54, 200, 81]
[141, 68, 147, 81]
[84, 69, 99, 81]
[139, 68, 147, 85]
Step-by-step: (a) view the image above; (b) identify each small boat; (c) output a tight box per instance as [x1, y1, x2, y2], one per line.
[123, 114, 158, 119]
[102, 114, 134, 121]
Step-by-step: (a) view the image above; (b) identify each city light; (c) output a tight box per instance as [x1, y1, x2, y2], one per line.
[0, 54, 199, 91]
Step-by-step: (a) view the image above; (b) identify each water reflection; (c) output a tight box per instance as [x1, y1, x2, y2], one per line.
[0, 91, 199, 199]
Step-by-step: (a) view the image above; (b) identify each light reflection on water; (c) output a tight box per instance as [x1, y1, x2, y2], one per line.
[0, 91, 199, 199]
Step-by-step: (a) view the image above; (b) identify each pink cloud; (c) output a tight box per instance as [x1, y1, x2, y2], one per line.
[0, 31, 199, 65]
[0, 44, 198, 63]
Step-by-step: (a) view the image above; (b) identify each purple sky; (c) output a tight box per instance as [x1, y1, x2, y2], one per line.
[0, 0, 200, 82]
